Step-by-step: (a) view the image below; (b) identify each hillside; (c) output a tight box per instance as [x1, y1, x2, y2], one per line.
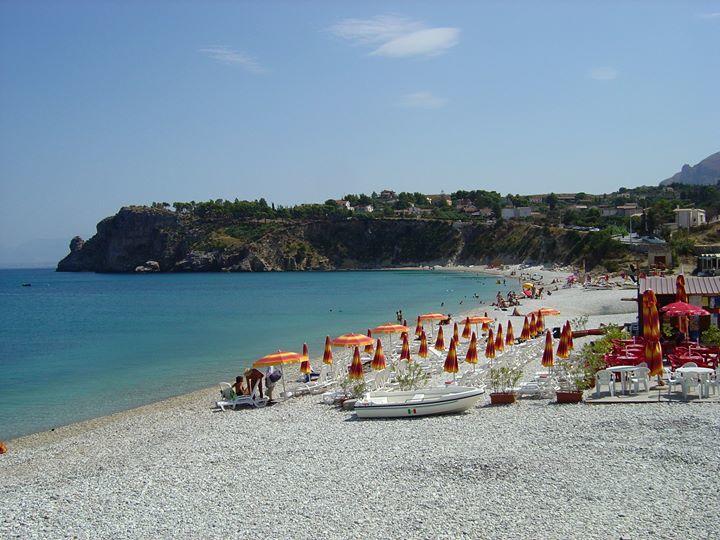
[57, 206, 629, 273]
[660, 151, 720, 186]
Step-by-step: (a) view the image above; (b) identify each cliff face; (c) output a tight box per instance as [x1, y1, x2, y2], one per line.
[57, 206, 626, 272]
[660, 151, 720, 186]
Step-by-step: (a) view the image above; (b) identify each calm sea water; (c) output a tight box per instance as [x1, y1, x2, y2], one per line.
[0, 268, 511, 439]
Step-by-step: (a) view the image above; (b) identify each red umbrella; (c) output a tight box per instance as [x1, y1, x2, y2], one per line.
[505, 321, 515, 347]
[462, 317, 472, 339]
[520, 316, 531, 341]
[565, 321, 574, 351]
[536, 312, 545, 334]
[660, 301, 709, 317]
[400, 332, 411, 361]
[465, 332, 478, 366]
[453, 322, 460, 343]
[300, 343, 312, 374]
[348, 347, 364, 380]
[529, 313, 537, 337]
[434, 326, 446, 351]
[444, 337, 459, 375]
[485, 328, 496, 360]
[542, 330, 554, 367]
[556, 329, 569, 359]
[322, 336, 333, 365]
[418, 330, 429, 358]
[364, 329, 374, 355]
[644, 338, 663, 378]
[415, 316, 423, 337]
[495, 323, 505, 353]
[371, 339, 386, 371]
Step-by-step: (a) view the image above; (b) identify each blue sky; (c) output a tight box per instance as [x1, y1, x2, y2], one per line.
[1, 1, 719, 263]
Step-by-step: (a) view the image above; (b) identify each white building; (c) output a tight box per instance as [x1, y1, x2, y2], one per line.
[501, 207, 532, 219]
[674, 208, 706, 230]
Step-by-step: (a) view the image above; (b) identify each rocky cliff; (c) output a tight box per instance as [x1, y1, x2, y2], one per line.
[660, 151, 720, 186]
[57, 206, 627, 272]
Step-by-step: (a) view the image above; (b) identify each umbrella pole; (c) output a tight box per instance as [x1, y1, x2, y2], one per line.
[281, 367, 287, 399]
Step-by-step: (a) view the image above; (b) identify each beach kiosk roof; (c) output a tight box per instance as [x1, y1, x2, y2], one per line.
[639, 276, 720, 296]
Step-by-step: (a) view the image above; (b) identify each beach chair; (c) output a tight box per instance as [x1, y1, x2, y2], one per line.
[594, 370, 615, 398]
[629, 367, 650, 394]
[215, 384, 268, 411]
[296, 364, 336, 396]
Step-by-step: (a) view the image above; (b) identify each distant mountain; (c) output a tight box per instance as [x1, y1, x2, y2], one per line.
[660, 151, 720, 186]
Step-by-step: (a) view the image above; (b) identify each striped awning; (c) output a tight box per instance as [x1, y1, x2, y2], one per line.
[639, 276, 720, 296]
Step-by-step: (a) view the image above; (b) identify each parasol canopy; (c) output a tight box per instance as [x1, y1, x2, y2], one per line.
[418, 330, 429, 358]
[529, 313, 537, 337]
[419, 313, 446, 321]
[415, 316, 423, 337]
[371, 339, 386, 371]
[537, 307, 560, 316]
[485, 328, 496, 360]
[660, 301, 709, 317]
[453, 322, 460, 343]
[331, 333, 374, 348]
[536, 312, 545, 334]
[444, 337, 459, 374]
[676, 275, 688, 303]
[253, 350, 303, 368]
[465, 332, 478, 365]
[541, 330, 554, 367]
[372, 323, 410, 335]
[556, 329, 569, 359]
[644, 338, 663, 377]
[434, 325, 446, 350]
[348, 347, 364, 380]
[322, 336, 333, 365]
[566, 321, 574, 351]
[466, 315, 493, 324]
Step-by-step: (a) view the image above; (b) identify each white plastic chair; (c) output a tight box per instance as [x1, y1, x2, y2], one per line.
[594, 369, 615, 398]
[710, 366, 720, 396]
[629, 367, 650, 394]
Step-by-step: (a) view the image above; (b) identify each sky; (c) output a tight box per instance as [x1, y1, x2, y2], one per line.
[1, 1, 719, 264]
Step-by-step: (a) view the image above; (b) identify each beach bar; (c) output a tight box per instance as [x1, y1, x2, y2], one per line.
[638, 276, 720, 339]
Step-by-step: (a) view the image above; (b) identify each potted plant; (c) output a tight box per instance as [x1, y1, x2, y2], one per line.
[555, 355, 593, 403]
[488, 366, 522, 405]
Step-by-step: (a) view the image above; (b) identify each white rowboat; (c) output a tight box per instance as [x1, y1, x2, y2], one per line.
[354, 386, 485, 419]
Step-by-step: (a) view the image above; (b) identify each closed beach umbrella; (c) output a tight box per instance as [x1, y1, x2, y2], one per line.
[529, 313, 537, 337]
[485, 328, 496, 360]
[322, 336, 333, 365]
[400, 332, 411, 361]
[462, 317, 472, 339]
[415, 316, 423, 337]
[435, 326, 446, 351]
[418, 330, 429, 358]
[444, 337, 459, 376]
[348, 347, 364, 380]
[453, 322, 460, 343]
[506, 321, 515, 347]
[542, 330, 554, 368]
[495, 323, 505, 353]
[644, 339, 663, 377]
[676, 275, 688, 303]
[371, 339, 386, 371]
[556, 329, 569, 359]
[465, 332, 478, 367]
[521, 316, 531, 341]
[364, 329, 374, 354]
[536, 312, 545, 334]
[300, 343, 311, 375]
[566, 321, 574, 351]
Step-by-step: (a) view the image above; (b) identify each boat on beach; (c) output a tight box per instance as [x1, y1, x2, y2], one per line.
[354, 386, 485, 418]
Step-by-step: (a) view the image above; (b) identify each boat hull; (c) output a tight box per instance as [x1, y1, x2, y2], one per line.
[354, 387, 485, 418]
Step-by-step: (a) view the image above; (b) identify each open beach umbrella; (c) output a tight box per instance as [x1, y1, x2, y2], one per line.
[495, 323, 505, 353]
[364, 329, 374, 355]
[485, 328, 496, 361]
[322, 336, 333, 365]
[465, 332, 478, 367]
[415, 316, 423, 337]
[462, 317, 472, 339]
[505, 321, 515, 347]
[348, 347, 364, 380]
[299, 343, 311, 375]
[331, 333, 374, 348]
[400, 332, 411, 361]
[660, 301, 709, 317]
[418, 330, 429, 358]
[253, 350, 304, 398]
[434, 326, 446, 351]
[444, 337, 459, 377]
[537, 307, 561, 317]
[420, 312, 447, 337]
[371, 339, 386, 371]
[453, 322, 460, 344]
[520, 316, 531, 341]
[541, 330, 554, 368]
[466, 315, 493, 336]
[372, 323, 409, 352]
[529, 313, 537, 338]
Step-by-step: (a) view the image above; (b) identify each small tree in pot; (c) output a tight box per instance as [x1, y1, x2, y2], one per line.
[488, 366, 522, 405]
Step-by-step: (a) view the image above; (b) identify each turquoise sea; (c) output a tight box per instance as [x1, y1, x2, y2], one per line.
[0, 268, 511, 439]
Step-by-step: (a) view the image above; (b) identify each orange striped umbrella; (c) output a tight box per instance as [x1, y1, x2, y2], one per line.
[372, 323, 409, 335]
[400, 332, 411, 361]
[453, 322, 459, 343]
[466, 315, 493, 324]
[644, 338, 663, 377]
[676, 275, 688, 303]
[300, 343, 312, 374]
[520, 316, 531, 341]
[529, 313, 537, 337]
[444, 337, 459, 374]
[505, 321, 515, 346]
[537, 307, 560, 316]
[419, 313, 446, 321]
[462, 317, 472, 339]
[253, 350, 303, 368]
[542, 330, 554, 367]
[364, 329, 374, 354]
[418, 330, 428, 358]
[414, 316, 423, 337]
[434, 326, 446, 350]
[348, 346, 364, 380]
[331, 333, 374, 348]
[371, 339, 386, 371]
[495, 323, 505, 353]
[485, 328, 496, 360]
[465, 332, 478, 365]
[536, 312, 545, 334]
[322, 336, 333, 365]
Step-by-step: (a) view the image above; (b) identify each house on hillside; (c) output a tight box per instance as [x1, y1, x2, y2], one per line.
[379, 190, 397, 201]
[333, 200, 351, 210]
[501, 207, 532, 219]
[674, 207, 706, 230]
[426, 194, 452, 206]
[616, 203, 641, 217]
[351, 204, 374, 213]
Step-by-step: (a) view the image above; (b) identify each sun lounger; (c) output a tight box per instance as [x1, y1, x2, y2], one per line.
[215, 385, 268, 411]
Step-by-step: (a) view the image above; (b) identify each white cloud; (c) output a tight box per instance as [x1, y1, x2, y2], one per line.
[699, 12, 720, 19]
[329, 15, 460, 58]
[588, 67, 618, 81]
[399, 91, 448, 109]
[199, 46, 265, 73]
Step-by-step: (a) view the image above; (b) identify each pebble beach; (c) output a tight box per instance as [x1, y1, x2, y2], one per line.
[2, 266, 719, 539]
